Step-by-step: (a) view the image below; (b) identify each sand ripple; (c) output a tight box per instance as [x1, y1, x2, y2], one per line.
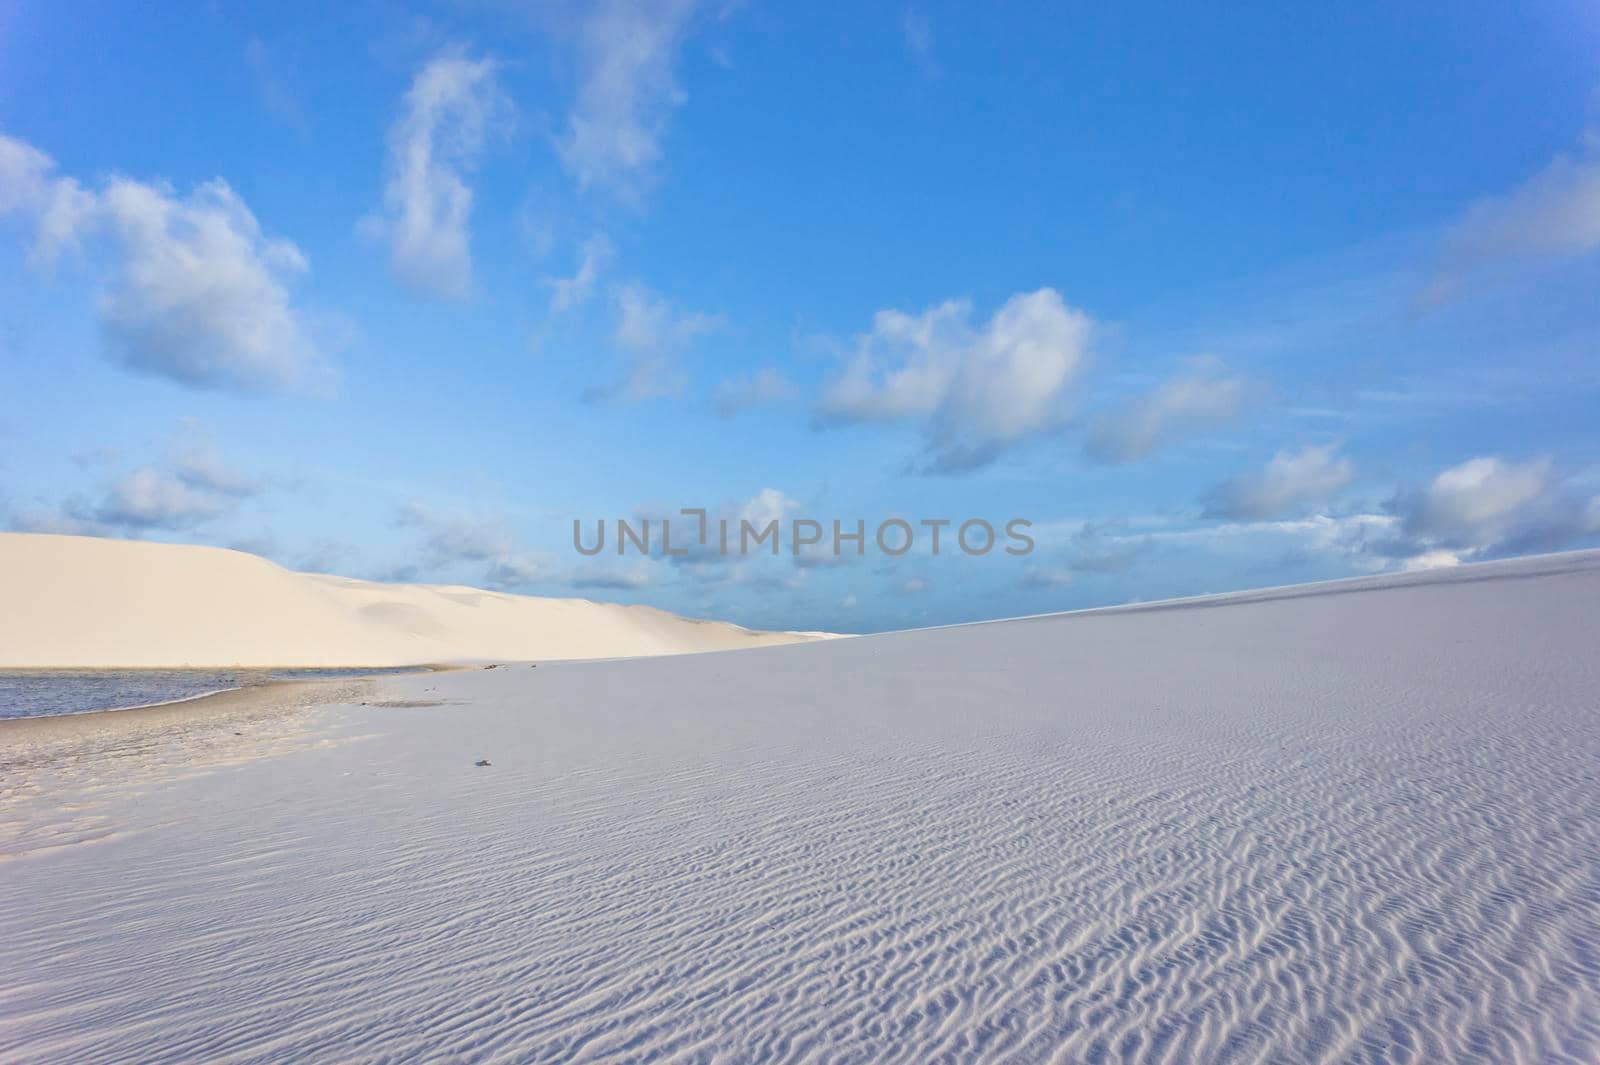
[2, 553, 1599, 1062]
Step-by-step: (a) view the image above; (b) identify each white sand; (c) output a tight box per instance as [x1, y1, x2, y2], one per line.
[0, 533, 830, 667]
[3, 550, 1599, 1062]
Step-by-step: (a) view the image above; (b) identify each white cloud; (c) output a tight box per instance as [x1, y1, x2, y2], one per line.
[246, 37, 309, 134]
[1408, 456, 1550, 539]
[1316, 455, 1600, 569]
[902, 9, 940, 80]
[1424, 148, 1600, 302]
[95, 468, 231, 528]
[1019, 565, 1073, 589]
[0, 134, 323, 391]
[614, 282, 720, 352]
[1400, 549, 1464, 572]
[714, 367, 797, 418]
[1204, 444, 1354, 519]
[295, 538, 354, 575]
[1084, 359, 1250, 464]
[372, 54, 505, 299]
[557, 0, 700, 194]
[586, 283, 721, 402]
[398, 502, 515, 564]
[1111, 511, 1398, 566]
[818, 288, 1093, 472]
[548, 233, 613, 313]
[396, 502, 550, 591]
[643, 489, 806, 582]
[9, 423, 261, 537]
[0, 135, 52, 211]
[0, 134, 94, 267]
[171, 440, 260, 498]
[96, 178, 320, 390]
[13, 464, 245, 537]
[9, 508, 110, 537]
[485, 554, 548, 591]
[568, 563, 654, 590]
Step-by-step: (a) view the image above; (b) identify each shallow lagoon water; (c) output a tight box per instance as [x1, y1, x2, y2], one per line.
[0, 668, 423, 720]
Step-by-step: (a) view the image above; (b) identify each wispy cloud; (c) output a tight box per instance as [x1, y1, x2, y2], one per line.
[548, 233, 613, 313]
[246, 37, 309, 134]
[395, 501, 546, 590]
[1084, 358, 1252, 464]
[556, 0, 701, 196]
[714, 367, 797, 418]
[569, 563, 654, 590]
[1422, 133, 1600, 304]
[370, 54, 507, 299]
[901, 8, 941, 80]
[1019, 565, 1072, 589]
[585, 282, 722, 402]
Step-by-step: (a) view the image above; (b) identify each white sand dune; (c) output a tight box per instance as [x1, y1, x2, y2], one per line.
[3, 550, 1600, 1062]
[0, 533, 829, 667]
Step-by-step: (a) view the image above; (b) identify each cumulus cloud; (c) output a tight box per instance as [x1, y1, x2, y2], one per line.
[0, 135, 94, 267]
[372, 55, 506, 298]
[0, 135, 52, 213]
[1319, 456, 1600, 570]
[1423, 147, 1600, 303]
[1403, 457, 1550, 541]
[1203, 444, 1354, 520]
[548, 233, 613, 313]
[1084, 359, 1251, 464]
[1393, 456, 1600, 557]
[714, 367, 797, 418]
[10, 430, 260, 537]
[96, 179, 319, 390]
[92, 468, 233, 529]
[557, 0, 700, 194]
[818, 288, 1093, 472]
[0, 133, 325, 391]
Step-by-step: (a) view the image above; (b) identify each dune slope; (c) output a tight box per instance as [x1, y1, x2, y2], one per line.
[2, 550, 1599, 1062]
[0, 533, 826, 667]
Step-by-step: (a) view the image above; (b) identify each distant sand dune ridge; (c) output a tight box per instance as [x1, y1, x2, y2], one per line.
[2, 550, 1598, 1062]
[0, 533, 829, 667]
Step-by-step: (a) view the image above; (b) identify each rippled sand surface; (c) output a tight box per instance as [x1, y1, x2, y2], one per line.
[3, 552, 1598, 1063]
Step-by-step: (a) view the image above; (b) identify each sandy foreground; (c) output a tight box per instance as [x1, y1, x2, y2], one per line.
[0, 533, 830, 668]
[3, 552, 1600, 1062]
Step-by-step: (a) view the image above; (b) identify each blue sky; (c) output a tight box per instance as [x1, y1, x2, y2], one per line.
[2, 1, 1599, 634]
